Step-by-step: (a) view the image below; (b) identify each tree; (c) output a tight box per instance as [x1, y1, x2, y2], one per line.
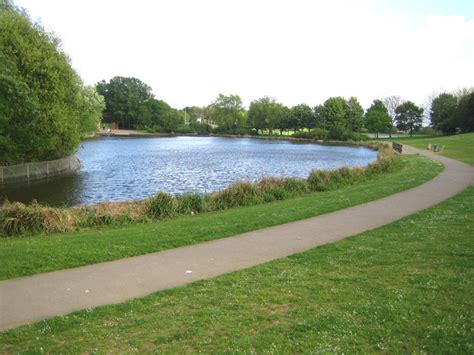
[383, 96, 403, 137]
[429, 93, 457, 134]
[289, 104, 313, 132]
[317, 97, 347, 130]
[453, 91, 474, 133]
[96, 76, 154, 129]
[345, 97, 364, 132]
[275, 106, 291, 135]
[207, 94, 246, 131]
[78, 86, 105, 134]
[365, 100, 391, 138]
[395, 101, 424, 137]
[0, 0, 85, 164]
[248, 97, 284, 134]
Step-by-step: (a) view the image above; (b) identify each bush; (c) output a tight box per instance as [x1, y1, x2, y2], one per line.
[350, 133, 370, 141]
[173, 124, 195, 134]
[176, 194, 204, 215]
[146, 192, 176, 219]
[292, 128, 328, 140]
[327, 126, 352, 141]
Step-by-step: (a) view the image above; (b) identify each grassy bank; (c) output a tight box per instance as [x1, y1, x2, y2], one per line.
[387, 132, 474, 165]
[1, 186, 471, 352]
[0, 155, 441, 280]
[0, 143, 393, 237]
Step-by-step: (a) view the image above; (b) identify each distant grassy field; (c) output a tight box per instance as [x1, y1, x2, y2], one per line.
[1, 186, 471, 352]
[388, 132, 474, 165]
[0, 155, 441, 280]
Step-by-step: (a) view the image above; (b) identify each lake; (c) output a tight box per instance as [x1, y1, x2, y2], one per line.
[0, 136, 378, 206]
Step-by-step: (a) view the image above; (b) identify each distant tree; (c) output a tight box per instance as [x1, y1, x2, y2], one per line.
[96, 76, 154, 129]
[365, 100, 391, 138]
[345, 97, 364, 132]
[78, 86, 105, 134]
[289, 104, 313, 132]
[429, 93, 458, 134]
[455, 91, 474, 133]
[318, 97, 347, 130]
[0, 0, 85, 164]
[139, 99, 179, 130]
[208, 94, 246, 131]
[395, 101, 424, 137]
[383, 96, 403, 137]
[275, 106, 292, 135]
[248, 97, 284, 134]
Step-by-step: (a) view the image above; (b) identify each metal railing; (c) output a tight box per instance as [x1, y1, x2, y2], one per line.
[0, 155, 80, 185]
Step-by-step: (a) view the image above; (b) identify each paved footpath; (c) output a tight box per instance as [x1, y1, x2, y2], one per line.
[1, 146, 473, 331]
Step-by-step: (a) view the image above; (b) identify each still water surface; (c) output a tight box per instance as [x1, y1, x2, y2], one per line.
[0, 136, 378, 206]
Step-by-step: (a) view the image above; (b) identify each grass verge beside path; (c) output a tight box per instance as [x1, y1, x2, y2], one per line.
[1, 188, 472, 353]
[0, 155, 441, 280]
[387, 132, 474, 165]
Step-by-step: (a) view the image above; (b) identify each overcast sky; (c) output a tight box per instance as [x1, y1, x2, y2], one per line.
[14, 0, 474, 109]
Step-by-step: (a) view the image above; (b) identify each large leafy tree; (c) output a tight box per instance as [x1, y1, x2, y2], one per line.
[455, 91, 474, 133]
[207, 94, 246, 131]
[317, 97, 347, 130]
[78, 86, 106, 134]
[289, 104, 313, 132]
[248, 97, 285, 134]
[0, 0, 87, 164]
[395, 101, 424, 137]
[429, 93, 458, 134]
[96, 76, 154, 129]
[365, 100, 391, 138]
[345, 97, 364, 132]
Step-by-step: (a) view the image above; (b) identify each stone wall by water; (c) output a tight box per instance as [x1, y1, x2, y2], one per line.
[0, 155, 80, 185]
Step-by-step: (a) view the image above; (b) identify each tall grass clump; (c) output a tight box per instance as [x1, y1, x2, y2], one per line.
[176, 194, 204, 215]
[210, 182, 262, 210]
[146, 192, 176, 219]
[0, 201, 74, 236]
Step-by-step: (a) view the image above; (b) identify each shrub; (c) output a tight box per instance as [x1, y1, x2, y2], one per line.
[326, 126, 352, 141]
[176, 194, 204, 215]
[350, 133, 370, 141]
[146, 192, 176, 219]
[292, 128, 328, 140]
[0, 201, 73, 236]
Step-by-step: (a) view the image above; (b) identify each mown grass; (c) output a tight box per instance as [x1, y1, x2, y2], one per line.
[387, 132, 474, 165]
[0, 155, 441, 280]
[1, 186, 471, 353]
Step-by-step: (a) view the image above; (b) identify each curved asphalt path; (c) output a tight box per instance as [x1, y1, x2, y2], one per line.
[1, 145, 473, 331]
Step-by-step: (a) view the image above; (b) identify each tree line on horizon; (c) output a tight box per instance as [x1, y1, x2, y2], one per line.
[96, 77, 433, 140]
[1, 0, 473, 166]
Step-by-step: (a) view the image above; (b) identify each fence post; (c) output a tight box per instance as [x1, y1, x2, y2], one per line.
[26, 163, 30, 182]
[46, 162, 49, 177]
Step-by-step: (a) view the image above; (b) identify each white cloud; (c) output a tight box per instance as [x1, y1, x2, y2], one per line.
[13, 0, 474, 109]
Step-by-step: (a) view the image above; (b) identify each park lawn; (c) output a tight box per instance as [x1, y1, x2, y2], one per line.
[0, 155, 442, 280]
[1, 188, 472, 353]
[389, 132, 474, 165]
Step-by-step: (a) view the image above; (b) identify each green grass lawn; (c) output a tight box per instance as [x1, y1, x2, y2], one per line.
[1, 185, 472, 352]
[385, 132, 474, 165]
[0, 155, 442, 280]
